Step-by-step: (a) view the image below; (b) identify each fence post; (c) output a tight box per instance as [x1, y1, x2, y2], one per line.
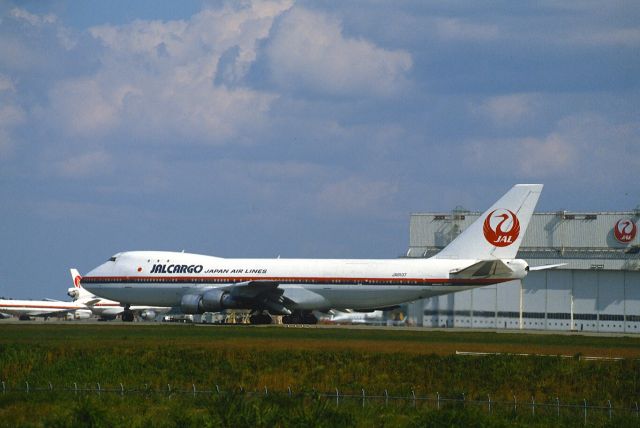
[25, 381, 29, 394]
[335, 388, 339, 407]
[437, 392, 440, 410]
[513, 394, 517, 413]
[488, 394, 491, 414]
[462, 392, 465, 408]
[531, 396, 535, 416]
[216, 385, 220, 394]
[49, 382, 53, 391]
[608, 400, 612, 420]
[264, 386, 268, 396]
[556, 397, 560, 418]
[97, 383, 101, 396]
[384, 389, 389, 407]
[74, 382, 77, 395]
[583, 399, 587, 426]
[362, 388, 365, 408]
[412, 389, 416, 408]
[287, 386, 291, 397]
[192, 384, 196, 398]
[167, 384, 171, 394]
[636, 402, 639, 418]
[1, 381, 4, 394]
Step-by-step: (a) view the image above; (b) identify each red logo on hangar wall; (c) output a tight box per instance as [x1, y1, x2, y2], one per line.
[483, 209, 520, 247]
[614, 219, 637, 243]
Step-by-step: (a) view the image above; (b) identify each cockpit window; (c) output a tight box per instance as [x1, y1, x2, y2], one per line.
[108, 256, 117, 262]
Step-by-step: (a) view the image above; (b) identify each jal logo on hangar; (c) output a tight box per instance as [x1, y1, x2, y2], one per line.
[614, 218, 637, 244]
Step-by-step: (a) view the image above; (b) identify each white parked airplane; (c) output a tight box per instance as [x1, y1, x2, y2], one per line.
[0, 297, 91, 320]
[68, 269, 170, 322]
[82, 184, 544, 324]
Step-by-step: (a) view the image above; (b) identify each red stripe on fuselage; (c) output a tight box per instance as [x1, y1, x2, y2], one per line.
[82, 275, 512, 286]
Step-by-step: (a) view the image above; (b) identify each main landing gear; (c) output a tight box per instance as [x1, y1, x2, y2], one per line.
[249, 313, 272, 325]
[234, 311, 318, 325]
[121, 306, 135, 322]
[282, 312, 317, 325]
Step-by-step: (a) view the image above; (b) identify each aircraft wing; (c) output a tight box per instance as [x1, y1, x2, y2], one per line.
[229, 281, 281, 299]
[227, 281, 290, 315]
[528, 263, 567, 271]
[0, 307, 78, 317]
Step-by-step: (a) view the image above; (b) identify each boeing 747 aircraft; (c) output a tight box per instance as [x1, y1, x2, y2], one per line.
[82, 184, 544, 324]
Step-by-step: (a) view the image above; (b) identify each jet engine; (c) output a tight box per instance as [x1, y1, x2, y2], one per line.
[67, 287, 79, 299]
[181, 289, 240, 314]
[67, 309, 92, 320]
[139, 310, 157, 321]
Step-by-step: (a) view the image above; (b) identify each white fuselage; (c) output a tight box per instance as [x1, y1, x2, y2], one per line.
[83, 251, 527, 311]
[0, 299, 88, 318]
[80, 299, 168, 318]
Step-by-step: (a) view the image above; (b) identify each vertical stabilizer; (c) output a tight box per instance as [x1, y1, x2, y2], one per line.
[68, 269, 95, 300]
[432, 184, 542, 260]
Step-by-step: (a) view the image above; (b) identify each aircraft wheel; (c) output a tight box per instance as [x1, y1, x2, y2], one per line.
[122, 310, 135, 322]
[302, 313, 318, 324]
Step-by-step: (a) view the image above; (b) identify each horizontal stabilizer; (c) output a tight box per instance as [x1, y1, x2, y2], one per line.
[450, 260, 513, 278]
[528, 263, 566, 271]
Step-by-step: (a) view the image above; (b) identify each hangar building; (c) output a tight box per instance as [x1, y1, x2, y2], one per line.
[406, 208, 640, 333]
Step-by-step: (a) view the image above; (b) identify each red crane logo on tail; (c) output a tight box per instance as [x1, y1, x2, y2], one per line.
[483, 209, 520, 247]
[74, 275, 82, 288]
[614, 219, 637, 243]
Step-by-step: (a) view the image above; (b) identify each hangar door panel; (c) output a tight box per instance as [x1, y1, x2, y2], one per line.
[522, 271, 546, 329]
[546, 270, 572, 330]
[598, 271, 625, 332]
[625, 272, 640, 333]
[496, 280, 521, 329]
[573, 270, 598, 332]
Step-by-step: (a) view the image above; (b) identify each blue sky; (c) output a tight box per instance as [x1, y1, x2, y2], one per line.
[0, 1, 638, 299]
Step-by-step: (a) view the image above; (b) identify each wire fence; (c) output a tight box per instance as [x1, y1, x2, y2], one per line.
[2, 380, 639, 423]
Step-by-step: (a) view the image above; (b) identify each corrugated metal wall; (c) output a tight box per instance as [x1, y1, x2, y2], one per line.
[408, 210, 640, 333]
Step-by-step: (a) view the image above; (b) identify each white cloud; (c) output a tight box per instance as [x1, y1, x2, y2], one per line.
[0, 74, 25, 160]
[54, 150, 113, 178]
[266, 8, 412, 97]
[0, 74, 15, 92]
[435, 18, 499, 41]
[317, 177, 398, 214]
[46, 2, 295, 144]
[462, 113, 640, 182]
[10, 8, 56, 27]
[464, 133, 575, 178]
[49, 78, 126, 137]
[566, 28, 640, 47]
[472, 94, 538, 125]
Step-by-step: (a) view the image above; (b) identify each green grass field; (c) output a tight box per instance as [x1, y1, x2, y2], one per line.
[1, 324, 639, 427]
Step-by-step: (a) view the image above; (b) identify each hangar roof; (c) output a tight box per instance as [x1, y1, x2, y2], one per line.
[408, 211, 640, 271]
